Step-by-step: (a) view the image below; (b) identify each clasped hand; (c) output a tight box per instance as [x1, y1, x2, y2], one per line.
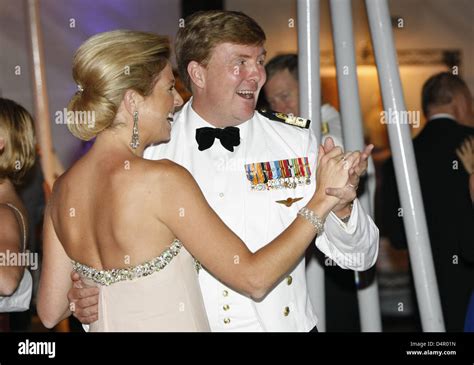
[316, 137, 374, 213]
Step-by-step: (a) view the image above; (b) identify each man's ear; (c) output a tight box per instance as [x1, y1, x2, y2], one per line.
[123, 90, 143, 116]
[187, 61, 206, 90]
[452, 93, 466, 122]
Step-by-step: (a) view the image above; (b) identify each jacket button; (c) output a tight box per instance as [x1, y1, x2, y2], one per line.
[286, 275, 293, 285]
[222, 290, 229, 297]
[223, 318, 231, 324]
[283, 306, 290, 316]
[223, 304, 230, 311]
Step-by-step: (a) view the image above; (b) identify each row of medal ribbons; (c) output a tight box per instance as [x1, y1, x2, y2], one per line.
[245, 157, 312, 191]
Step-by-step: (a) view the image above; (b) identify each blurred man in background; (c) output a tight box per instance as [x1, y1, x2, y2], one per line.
[262, 53, 361, 332]
[381, 72, 474, 331]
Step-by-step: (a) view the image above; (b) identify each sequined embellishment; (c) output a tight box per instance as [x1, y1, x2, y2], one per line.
[71, 239, 183, 286]
[194, 259, 202, 273]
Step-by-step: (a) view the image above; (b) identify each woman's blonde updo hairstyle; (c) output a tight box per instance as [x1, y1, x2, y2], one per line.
[67, 30, 170, 141]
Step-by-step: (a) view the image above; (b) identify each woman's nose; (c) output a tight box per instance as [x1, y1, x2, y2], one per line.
[174, 91, 184, 107]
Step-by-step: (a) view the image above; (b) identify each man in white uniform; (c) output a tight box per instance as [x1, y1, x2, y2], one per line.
[147, 10, 378, 332]
[70, 10, 379, 332]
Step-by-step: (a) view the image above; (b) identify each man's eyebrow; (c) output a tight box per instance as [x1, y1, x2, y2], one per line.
[232, 50, 267, 59]
[233, 54, 252, 59]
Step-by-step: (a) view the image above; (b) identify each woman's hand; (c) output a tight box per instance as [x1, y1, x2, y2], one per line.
[320, 138, 374, 214]
[456, 136, 474, 175]
[456, 136, 474, 202]
[310, 145, 359, 212]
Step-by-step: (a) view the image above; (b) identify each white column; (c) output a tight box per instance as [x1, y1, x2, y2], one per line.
[329, 0, 382, 332]
[365, 0, 445, 331]
[297, 0, 326, 332]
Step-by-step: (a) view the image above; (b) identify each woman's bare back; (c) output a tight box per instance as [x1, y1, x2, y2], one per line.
[44, 147, 211, 332]
[49, 149, 177, 270]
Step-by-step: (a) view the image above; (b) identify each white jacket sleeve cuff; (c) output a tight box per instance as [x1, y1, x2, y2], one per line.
[314, 199, 379, 271]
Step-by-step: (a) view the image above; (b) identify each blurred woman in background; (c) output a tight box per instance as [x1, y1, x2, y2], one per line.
[0, 98, 36, 328]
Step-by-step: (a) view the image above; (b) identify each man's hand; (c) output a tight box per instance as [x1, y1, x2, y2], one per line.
[67, 271, 99, 324]
[321, 137, 374, 214]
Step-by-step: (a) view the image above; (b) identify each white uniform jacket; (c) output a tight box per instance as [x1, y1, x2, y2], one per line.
[144, 100, 379, 332]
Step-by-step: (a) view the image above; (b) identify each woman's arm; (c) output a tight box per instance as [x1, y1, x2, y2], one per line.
[37, 202, 74, 329]
[0, 207, 24, 296]
[156, 147, 353, 300]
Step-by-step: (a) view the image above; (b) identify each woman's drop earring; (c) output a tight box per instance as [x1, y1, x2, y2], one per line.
[130, 111, 140, 149]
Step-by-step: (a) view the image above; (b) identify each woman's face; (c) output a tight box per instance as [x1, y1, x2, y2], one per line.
[139, 62, 183, 144]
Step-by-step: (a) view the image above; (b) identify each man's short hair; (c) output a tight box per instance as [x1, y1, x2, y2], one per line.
[265, 54, 298, 82]
[421, 72, 470, 117]
[175, 10, 266, 91]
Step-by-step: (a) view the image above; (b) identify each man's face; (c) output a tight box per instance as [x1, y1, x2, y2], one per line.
[200, 42, 266, 126]
[264, 69, 299, 116]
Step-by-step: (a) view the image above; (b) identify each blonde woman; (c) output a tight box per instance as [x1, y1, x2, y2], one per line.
[0, 98, 35, 308]
[37, 30, 359, 331]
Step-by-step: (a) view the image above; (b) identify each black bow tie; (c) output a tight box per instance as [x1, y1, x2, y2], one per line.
[195, 126, 240, 152]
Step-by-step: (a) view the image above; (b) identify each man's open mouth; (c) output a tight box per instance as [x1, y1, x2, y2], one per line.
[236, 90, 255, 100]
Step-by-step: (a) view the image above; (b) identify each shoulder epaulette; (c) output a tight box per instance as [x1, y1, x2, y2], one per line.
[257, 109, 311, 129]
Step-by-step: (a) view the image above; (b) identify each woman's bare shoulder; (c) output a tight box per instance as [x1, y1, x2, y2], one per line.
[144, 159, 193, 183]
[145, 158, 183, 169]
[141, 159, 200, 204]
[46, 174, 66, 208]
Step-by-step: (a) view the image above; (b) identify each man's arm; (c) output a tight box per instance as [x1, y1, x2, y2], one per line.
[318, 198, 379, 270]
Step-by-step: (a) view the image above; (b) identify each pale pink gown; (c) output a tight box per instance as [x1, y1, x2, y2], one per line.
[72, 239, 210, 332]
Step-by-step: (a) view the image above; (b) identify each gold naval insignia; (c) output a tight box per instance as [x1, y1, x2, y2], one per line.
[275, 197, 304, 207]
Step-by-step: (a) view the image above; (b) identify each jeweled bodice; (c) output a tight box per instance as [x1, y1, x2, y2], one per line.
[71, 239, 183, 286]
